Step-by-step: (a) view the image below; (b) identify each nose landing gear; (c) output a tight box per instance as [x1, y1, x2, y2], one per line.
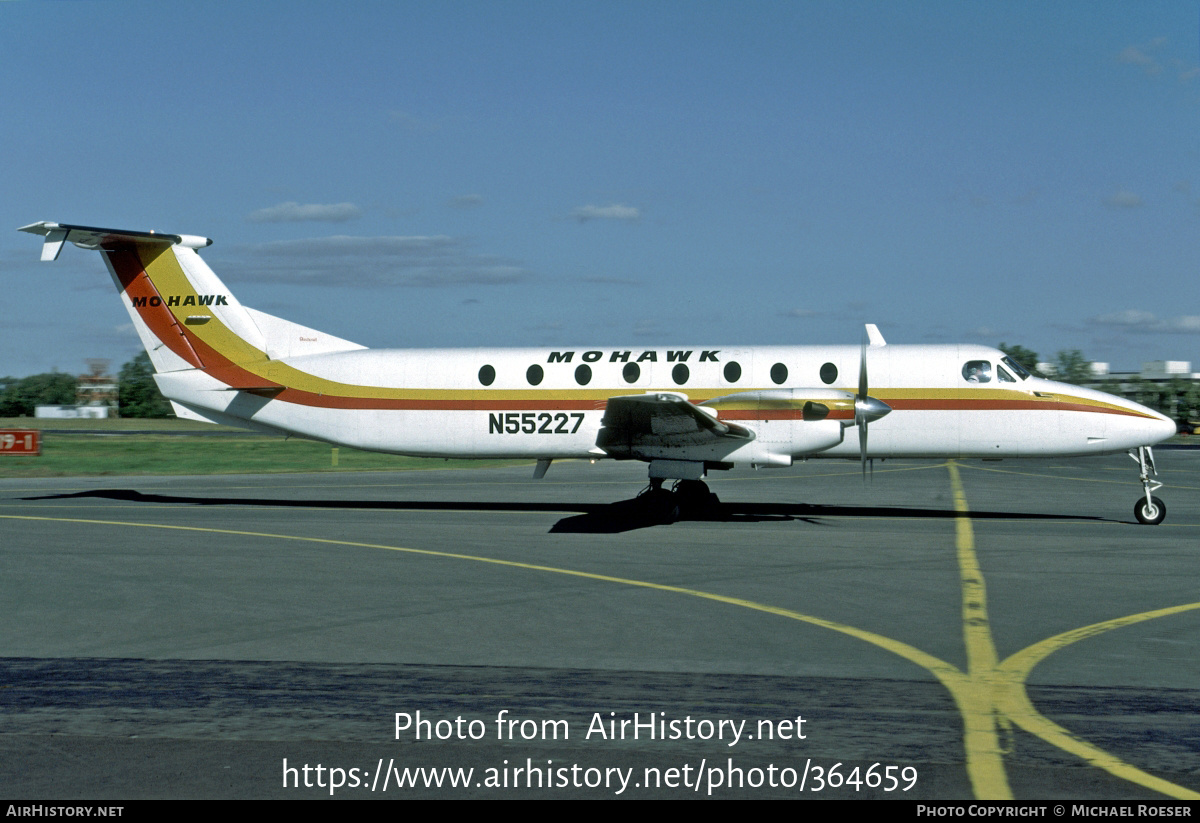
[1129, 446, 1166, 525]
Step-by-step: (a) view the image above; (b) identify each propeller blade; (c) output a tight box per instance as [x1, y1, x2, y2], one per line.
[854, 331, 892, 480]
[859, 341, 868, 397]
[858, 338, 869, 479]
[859, 414, 868, 479]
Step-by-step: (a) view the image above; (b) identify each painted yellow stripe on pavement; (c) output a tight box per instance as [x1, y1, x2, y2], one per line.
[996, 605, 1200, 800]
[7, 503, 1198, 799]
[946, 461, 1012, 800]
[946, 464, 1200, 800]
[0, 512, 961, 696]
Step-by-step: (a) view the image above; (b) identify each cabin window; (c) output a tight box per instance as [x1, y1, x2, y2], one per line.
[820, 362, 838, 384]
[526, 364, 544, 386]
[962, 360, 992, 384]
[575, 364, 592, 386]
[478, 365, 495, 386]
[672, 364, 689, 385]
[623, 362, 640, 383]
[771, 363, 788, 385]
[724, 361, 742, 383]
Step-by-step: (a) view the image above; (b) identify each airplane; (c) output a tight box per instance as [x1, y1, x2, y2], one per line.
[19, 221, 1177, 524]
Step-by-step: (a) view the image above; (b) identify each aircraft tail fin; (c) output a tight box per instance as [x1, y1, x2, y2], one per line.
[19, 222, 363, 384]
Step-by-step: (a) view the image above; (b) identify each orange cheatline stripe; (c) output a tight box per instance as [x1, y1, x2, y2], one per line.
[108, 245, 205, 369]
[885, 398, 1160, 418]
[109, 242, 1159, 419]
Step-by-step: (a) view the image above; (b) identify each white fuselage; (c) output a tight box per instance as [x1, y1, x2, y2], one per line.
[156, 341, 1175, 466]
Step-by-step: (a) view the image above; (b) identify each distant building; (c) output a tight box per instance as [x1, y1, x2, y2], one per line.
[1140, 361, 1199, 380]
[35, 404, 112, 419]
[32, 360, 119, 419]
[1036, 361, 1110, 378]
[77, 358, 119, 410]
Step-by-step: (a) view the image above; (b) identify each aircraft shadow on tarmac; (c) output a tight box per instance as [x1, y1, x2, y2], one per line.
[25, 489, 1116, 535]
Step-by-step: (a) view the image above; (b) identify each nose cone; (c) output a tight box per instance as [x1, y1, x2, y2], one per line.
[1144, 406, 1178, 445]
[854, 395, 892, 425]
[1106, 393, 1176, 448]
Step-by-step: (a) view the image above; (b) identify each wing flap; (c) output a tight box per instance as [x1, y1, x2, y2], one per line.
[596, 393, 753, 459]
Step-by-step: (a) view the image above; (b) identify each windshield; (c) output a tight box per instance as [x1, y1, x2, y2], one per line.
[1001, 356, 1031, 380]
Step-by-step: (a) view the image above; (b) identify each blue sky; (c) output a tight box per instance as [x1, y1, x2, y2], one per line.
[2, 0, 1198, 377]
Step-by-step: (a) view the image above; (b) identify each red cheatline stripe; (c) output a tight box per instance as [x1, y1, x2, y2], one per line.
[884, 398, 1154, 418]
[105, 243, 1156, 420]
[107, 245, 205, 369]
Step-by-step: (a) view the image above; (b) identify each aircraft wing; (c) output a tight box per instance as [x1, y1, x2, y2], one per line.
[596, 392, 754, 459]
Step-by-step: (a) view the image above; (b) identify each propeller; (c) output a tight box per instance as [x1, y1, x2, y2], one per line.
[854, 333, 892, 480]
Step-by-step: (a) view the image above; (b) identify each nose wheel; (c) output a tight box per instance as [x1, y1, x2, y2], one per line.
[1129, 446, 1166, 525]
[1134, 496, 1166, 526]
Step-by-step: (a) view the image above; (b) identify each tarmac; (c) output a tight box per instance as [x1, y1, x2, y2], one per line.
[2, 452, 1198, 799]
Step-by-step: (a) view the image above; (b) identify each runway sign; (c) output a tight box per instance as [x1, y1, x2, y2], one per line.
[0, 429, 41, 455]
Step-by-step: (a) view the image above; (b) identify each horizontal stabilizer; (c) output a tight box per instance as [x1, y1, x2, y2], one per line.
[19, 222, 212, 256]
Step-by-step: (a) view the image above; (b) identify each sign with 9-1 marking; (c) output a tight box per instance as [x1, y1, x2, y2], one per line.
[0, 429, 40, 455]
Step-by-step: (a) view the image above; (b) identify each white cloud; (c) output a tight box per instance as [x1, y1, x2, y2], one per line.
[581, 275, 640, 286]
[570, 204, 640, 223]
[447, 194, 484, 209]
[1105, 189, 1143, 209]
[247, 202, 363, 223]
[219, 235, 530, 288]
[1116, 38, 1198, 82]
[1117, 37, 1167, 75]
[632, 319, 661, 337]
[1090, 310, 1200, 334]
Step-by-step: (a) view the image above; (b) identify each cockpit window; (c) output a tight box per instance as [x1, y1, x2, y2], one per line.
[997, 365, 1016, 383]
[963, 360, 992, 383]
[1001, 356, 1031, 380]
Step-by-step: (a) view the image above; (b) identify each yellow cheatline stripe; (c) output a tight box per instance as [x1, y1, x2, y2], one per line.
[873, 388, 1143, 416]
[146, 249, 1147, 413]
[995, 605, 1200, 800]
[946, 461, 1012, 800]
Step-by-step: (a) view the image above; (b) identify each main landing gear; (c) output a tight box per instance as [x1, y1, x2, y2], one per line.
[1129, 446, 1166, 525]
[637, 478, 721, 523]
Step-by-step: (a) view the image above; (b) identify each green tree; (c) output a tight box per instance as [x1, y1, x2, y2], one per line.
[118, 352, 173, 418]
[1181, 381, 1200, 423]
[0, 371, 77, 416]
[1118, 375, 1157, 410]
[1051, 349, 1094, 385]
[997, 343, 1042, 377]
[1161, 377, 1191, 420]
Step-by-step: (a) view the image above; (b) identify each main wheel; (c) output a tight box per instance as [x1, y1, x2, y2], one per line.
[638, 487, 679, 524]
[1134, 496, 1166, 525]
[673, 479, 720, 517]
